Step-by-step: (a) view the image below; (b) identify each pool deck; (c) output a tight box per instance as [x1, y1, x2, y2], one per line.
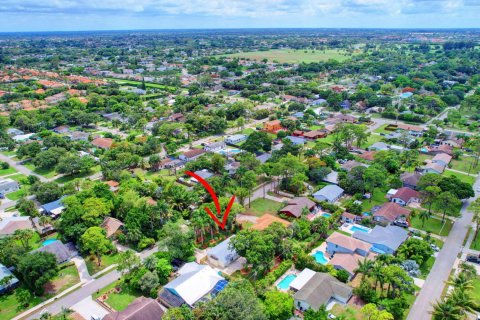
[274, 267, 299, 291]
[340, 222, 372, 235]
[309, 242, 330, 264]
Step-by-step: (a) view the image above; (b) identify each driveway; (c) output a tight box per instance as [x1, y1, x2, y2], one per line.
[407, 175, 480, 320]
[70, 297, 109, 320]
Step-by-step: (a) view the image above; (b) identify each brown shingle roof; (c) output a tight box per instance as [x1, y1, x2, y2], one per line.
[279, 197, 316, 218]
[251, 214, 291, 230]
[91, 137, 113, 149]
[400, 172, 422, 187]
[392, 187, 420, 203]
[374, 202, 410, 222]
[182, 149, 205, 159]
[101, 217, 124, 238]
[103, 297, 164, 320]
[358, 151, 376, 161]
[326, 232, 371, 253]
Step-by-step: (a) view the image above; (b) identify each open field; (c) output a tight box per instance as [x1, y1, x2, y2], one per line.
[243, 198, 284, 217]
[410, 215, 453, 236]
[93, 281, 141, 311]
[449, 156, 480, 174]
[216, 49, 355, 64]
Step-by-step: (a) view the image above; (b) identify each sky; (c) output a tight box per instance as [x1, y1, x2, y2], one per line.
[0, 0, 479, 32]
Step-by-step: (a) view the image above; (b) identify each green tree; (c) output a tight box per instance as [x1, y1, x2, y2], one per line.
[80, 226, 113, 266]
[434, 191, 462, 222]
[361, 303, 394, 320]
[15, 288, 33, 309]
[303, 305, 328, 320]
[263, 290, 294, 320]
[17, 251, 58, 295]
[163, 305, 195, 320]
[421, 186, 441, 214]
[117, 249, 141, 275]
[156, 258, 173, 284]
[13, 229, 35, 251]
[137, 270, 159, 295]
[158, 220, 195, 261]
[419, 210, 431, 227]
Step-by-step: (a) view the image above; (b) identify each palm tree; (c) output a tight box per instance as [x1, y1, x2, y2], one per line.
[355, 258, 374, 281]
[431, 301, 463, 320]
[419, 210, 430, 227]
[448, 288, 478, 315]
[447, 273, 474, 292]
[459, 262, 477, 280]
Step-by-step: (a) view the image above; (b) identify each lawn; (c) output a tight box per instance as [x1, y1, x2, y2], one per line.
[85, 253, 121, 275]
[449, 156, 480, 174]
[54, 165, 101, 184]
[6, 187, 28, 200]
[0, 166, 16, 176]
[373, 124, 392, 135]
[409, 215, 453, 236]
[1, 150, 17, 157]
[43, 264, 80, 296]
[106, 78, 176, 92]
[7, 173, 27, 182]
[472, 276, 480, 302]
[419, 256, 435, 279]
[361, 188, 387, 212]
[217, 49, 355, 63]
[243, 198, 284, 217]
[444, 170, 476, 185]
[330, 304, 364, 319]
[23, 161, 57, 178]
[359, 134, 385, 149]
[0, 287, 43, 320]
[470, 233, 480, 250]
[93, 280, 141, 311]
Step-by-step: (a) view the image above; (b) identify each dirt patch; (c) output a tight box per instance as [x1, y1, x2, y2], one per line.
[43, 275, 76, 295]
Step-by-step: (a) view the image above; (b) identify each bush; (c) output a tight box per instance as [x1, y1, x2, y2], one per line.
[137, 237, 155, 251]
[255, 260, 292, 294]
[0, 161, 9, 169]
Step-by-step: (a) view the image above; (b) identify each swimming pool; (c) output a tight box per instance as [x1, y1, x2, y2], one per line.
[322, 213, 331, 218]
[312, 251, 328, 264]
[400, 92, 413, 99]
[219, 149, 242, 155]
[277, 274, 297, 290]
[349, 224, 371, 233]
[420, 147, 428, 153]
[42, 239, 58, 247]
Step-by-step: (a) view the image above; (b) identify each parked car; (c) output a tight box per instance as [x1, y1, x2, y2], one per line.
[430, 244, 440, 252]
[393, 220, 409, 228]
[466, 254, 480, 264]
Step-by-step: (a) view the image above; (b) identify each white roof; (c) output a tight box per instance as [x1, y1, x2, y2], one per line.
[290, 268, 316, 291]
[164, 262, 224, 306]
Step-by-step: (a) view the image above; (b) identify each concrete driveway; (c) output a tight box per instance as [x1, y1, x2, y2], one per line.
[71, 297, 110, 320]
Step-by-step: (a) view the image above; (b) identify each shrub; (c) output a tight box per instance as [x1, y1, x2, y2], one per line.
[255, 260, 292, 294]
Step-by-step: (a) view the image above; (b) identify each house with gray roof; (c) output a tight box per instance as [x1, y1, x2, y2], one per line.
[313, 185, 344, 203]
[256, 153, 272, 164]
[369, 142, 389, 151]
[0, 263, 19, 294]
[293, 272, 352, 312]
[32, 240, 76, 264]
[207, 237, 239, 269]
[225, 134, 247, 145]
[353, 225, 408, 255]
[0, 178, 19, 196]
[41, 197, 66, 218]
[286, 136, 306, 145]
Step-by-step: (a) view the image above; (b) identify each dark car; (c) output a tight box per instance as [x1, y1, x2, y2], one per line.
[393, 220, 409, 228]
[466, 254, 480, 264]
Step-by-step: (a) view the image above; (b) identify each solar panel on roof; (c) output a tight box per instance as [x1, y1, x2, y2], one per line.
[211, 280, 228, 296]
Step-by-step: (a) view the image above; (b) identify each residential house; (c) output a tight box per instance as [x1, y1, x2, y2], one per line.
[429, 144, 453, 156]
[292, 130, 304, 137]
[279, 197, 317, 218]
[396, 124, 424, 136]
[68, 131, 90, 141]
[358, 150, 377, 162]
[53, 125, 69, 134]
[160, 262, 226, 307]
[207, 237, 239, 269]
[179, 149, 206, 162]
[41, 197, 65, 218]
[441, 137, 464, 148]
[340, 160, 368, 172]
[32, 241, 76, 264]
[91, 137, 114, 150]
[105, 180, 120, 192]
[313, 185, 344, 203]
[256, 153, 272, 164]
[101, 217, 124, 238]
[250, 214, 291, 231]
[323, 171, 339, 185]
[225, 134, 247, 145]
[0, 216, 34, 237]
[341, 212, 360, 224]
[0, 264, 19, 294]
[421, 161, 445, 174]
[369, 142, 389, 151]
[326, 232, 371, 257]
[303, 130, 327, 140]
[103, 297, 164, 320]
[373, 202, 411, 224]
[293, 272, 352, 312]
[400, 172, 422, 190]
[289, 268, 316, 291]
[0, 178, 19, 195]
[335, 114, 357, 123]
[431, 153, 452, 167]
[353, 225, 408, 254]
[204, 141, 226, 152]
[191, 169, 214, 182]
[390, 187, 421, 206]
[340, 100, 352, 110]
[224, 161, 240, 175]
[169, 113, 186, 122]
[286, 136, 306, 145]
[263, 120, 283, 133]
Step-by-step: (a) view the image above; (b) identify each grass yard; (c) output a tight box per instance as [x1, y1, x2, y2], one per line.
[444, 170, 476, 185]
[449, 156, 480, 174]
[85, 253, 121, 275]
[7, 173, 27, 182]
[373, 124, 392, 135]
[54, 165, 102, 184]
[243, 198, 284, 217]
[93, 281, 141, 311]
[44, 264, 80, 296]
[217, 49, 355, 63]
[472, 276, 480, 302]
[0, 166, 16, 176]
[6, 187, 28, 200]
[330, 304, 364, 319]
[1, 150, 17, 157]
[359, 134, 385, 149]
[361, 189, 387, 212]
[470, 233, 480, 250]
[106, 78, 176, 92]
[409, 215, 453, 236]
[23, 161, 57, 178]
[419, 256, 435, 279]
[0, 287, 43, 319]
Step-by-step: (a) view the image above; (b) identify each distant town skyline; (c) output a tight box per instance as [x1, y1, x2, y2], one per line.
[1, 0, 479, 32]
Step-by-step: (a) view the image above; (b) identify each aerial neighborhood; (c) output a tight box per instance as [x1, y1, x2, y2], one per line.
[0, 27, 479, 320]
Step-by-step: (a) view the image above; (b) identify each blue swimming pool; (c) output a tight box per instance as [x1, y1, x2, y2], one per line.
[42, 239, 58, 247]
[277, 274, 296, 290]
[362, 212, 371, 216]
[400, 92, 413, 99]
[322, 213, 331, 218]
[421, 147, 428, 153]
[313, 251, 328, 264]
[219, 149, 242, 155]
[349, 225, 371, 233]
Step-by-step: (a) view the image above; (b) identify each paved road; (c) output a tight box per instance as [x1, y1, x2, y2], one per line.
[0, 153, 48, 182]
[25, 246, 158, 320]
[407, 175, 480, 320]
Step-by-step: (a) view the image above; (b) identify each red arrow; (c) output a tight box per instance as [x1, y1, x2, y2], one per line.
[185, 171, 236, 230]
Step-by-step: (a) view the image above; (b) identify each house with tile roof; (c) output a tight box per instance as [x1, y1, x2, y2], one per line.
[179, 149, 206, 162]
[0, 216, 34, 237]
[91, 137, 114, 149]
[421, 161, 445, 174]
[390, 187, 421, 206]
[279, 197, 317, 218]
[431, 153, 452, 167]
[103, 297, 164, 320]
[373, 202, 411, 224]
[101, 217, 124, 238]
[326, 232, 371, 257]
[249, 214, 291, 231]
[293, 272, 352, 312]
